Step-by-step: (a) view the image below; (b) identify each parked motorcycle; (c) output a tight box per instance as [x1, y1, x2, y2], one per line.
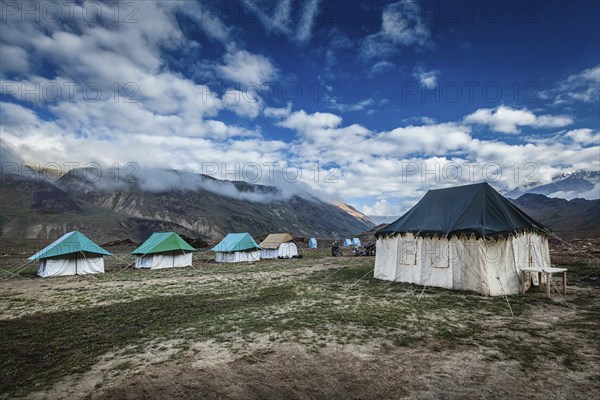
[331, 242, 343, 257]
[353, 242, 376, 256]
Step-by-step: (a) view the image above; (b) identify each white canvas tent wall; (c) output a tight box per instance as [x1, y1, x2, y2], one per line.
[215, 251, 260, 263]
[343, 239, 353, 247]
[259, 233, 299, 259]
[374, 183, 552, 296]
[308, 238, 317, 249]
[134, 251, 193, 269]
[352, 238, 361, 246]
[37, 253, 106, 277]
[28, 231, 111, 277]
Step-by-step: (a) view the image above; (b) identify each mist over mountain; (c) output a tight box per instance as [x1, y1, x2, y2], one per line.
[505, 170, 600, 200]
[0, 166, 373, 243]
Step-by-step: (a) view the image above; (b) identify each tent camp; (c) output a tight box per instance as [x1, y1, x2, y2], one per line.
[308, 238, 317, 249]
[374, 182, 552, 296]
[212, 233, 261, 263]
[132, 232, 196, 269]
[343, 239, 353, 247]
[352, 238, 362, 246]
[259, 233, 298, 259]
[29, 231, 111, 277]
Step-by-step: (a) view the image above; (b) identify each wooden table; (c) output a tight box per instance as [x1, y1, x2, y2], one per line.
[520, 266, 567, 297]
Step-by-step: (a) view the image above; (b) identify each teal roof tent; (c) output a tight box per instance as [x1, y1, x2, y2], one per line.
[211, 233, 261, 252]
[29, 231, 111, 277]
[212, 233, 261, 263]
[132, 232, 196, 269]
[132, 232, 197, 255]
[29, 231, 112, 261]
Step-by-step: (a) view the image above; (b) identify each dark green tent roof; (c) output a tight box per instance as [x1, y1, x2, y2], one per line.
[131, 232, 197, 255]
[29, 231, 112, 260]
[376, 182, 549, 239]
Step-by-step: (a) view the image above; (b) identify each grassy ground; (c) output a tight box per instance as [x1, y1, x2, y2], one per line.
[0, 248, 599, 399]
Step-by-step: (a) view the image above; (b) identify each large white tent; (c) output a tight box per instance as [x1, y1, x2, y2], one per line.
[29, 231, 111, 277]
[259, 233, 298, 259]
[374, 182, 552, 296]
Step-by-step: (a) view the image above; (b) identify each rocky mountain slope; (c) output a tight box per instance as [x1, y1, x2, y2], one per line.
[511, 194, 600, 238]
[0, 168, 374, 243]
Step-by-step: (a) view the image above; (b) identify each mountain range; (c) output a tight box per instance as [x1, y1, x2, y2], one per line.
[0, 167, 374, 244]
[504, 170, 600, 200]
[510, 194, 599, 238]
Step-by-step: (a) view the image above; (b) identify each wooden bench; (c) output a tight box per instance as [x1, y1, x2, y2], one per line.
[520, 266, 567, 297]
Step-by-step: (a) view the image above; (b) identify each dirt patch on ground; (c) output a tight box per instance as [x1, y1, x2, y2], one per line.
[92, 343, 598, 400]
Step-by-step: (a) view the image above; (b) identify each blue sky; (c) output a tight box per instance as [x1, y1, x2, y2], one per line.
[1, 0, 599, 215]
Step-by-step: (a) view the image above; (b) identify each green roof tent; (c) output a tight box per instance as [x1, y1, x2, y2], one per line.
[374, 182, 553, 296]
[29, 231, 111, 277]
[132, 232, 197, 269]
[211, 233, 261, 263]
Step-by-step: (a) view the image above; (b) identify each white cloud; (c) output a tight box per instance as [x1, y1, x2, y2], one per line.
[361, 0, 431, 60]
[279, 110, 342, 133]
[179, 2, 234, 48]
[367, 61, 396, 78]
[565, 128, 599, 145]
[222, 88, 263, 118]
[264, 103, 293, 118]
[464, 105, 573, 134]
[361, 199, 402, 216]
[0, 45, 29, 74]
[240, 0, 321, 44]
[543, 65, 600, 105]
[296, 0, 320, 43]
[329, 98, 375, 113]
[413, 67, 438, 89]
[217, 50, 278, 85]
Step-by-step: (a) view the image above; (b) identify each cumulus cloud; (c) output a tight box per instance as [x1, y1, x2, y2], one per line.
[217, 50, 278, 85]
[565, 128, 599, 145]
[361, 0, 431, 60]
[278, 110, 342, 133]
[463, 105, 573, 134]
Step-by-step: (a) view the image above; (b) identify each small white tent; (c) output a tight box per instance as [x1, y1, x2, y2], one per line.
[132, 232, 197, 269]
[352, 238, 361, 246]
[259, 233, 298, 259]
[375, 183, 552, 296]
[212, 233, 261, 263]
[29, 231, 111, 277]
[308, 238, 317, 249]
[343, 239, 353, 247]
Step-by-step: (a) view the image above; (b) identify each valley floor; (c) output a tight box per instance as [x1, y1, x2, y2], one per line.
[0, 253, 599, 399]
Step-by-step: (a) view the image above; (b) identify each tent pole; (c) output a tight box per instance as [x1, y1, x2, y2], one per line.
[497, 277, 515, 318]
